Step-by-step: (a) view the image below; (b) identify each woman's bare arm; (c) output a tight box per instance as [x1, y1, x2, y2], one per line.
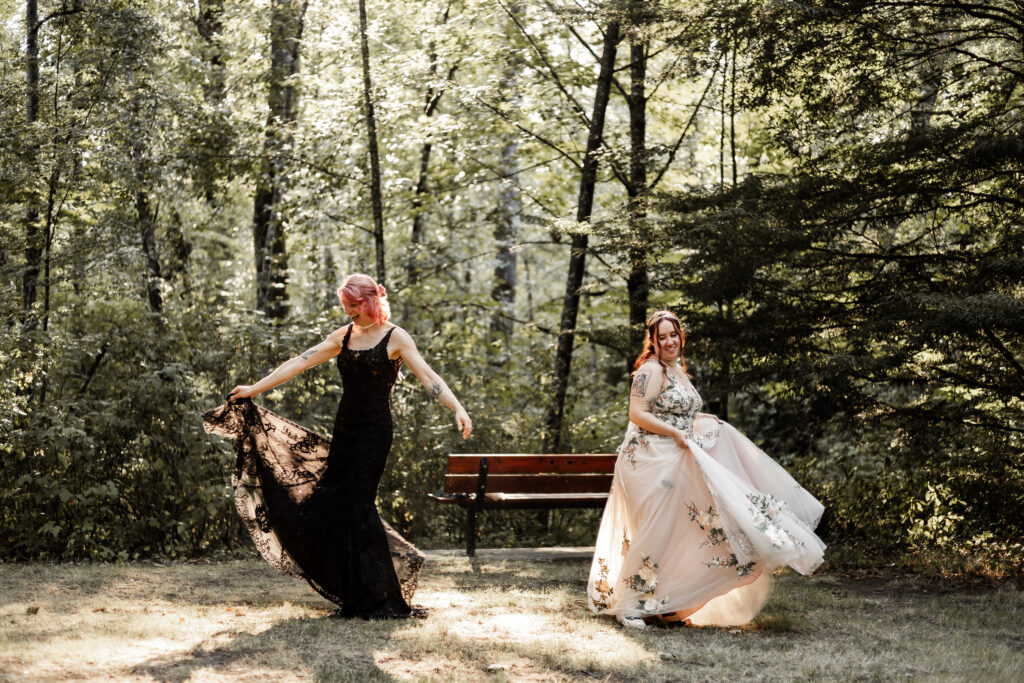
[389, 327, 472, 438]
[229, 330, 344, 400]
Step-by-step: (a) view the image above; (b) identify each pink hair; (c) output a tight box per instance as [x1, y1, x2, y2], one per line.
[337, 274, 390, 325]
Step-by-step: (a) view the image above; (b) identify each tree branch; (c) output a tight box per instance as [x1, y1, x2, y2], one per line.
[473, 97, 582, 170]
[496, 0, 590, 128]
[497, 0, 630, 187]
[76, 340, 110, 398]
[564, 24, 630, 101]
[982, 327, 1024, 384]
[649, 62, 720, 190]
[34, 7, 83, 32]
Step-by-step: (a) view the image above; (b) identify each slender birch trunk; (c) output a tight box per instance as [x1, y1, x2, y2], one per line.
[357, 0, 386, 285]
[543, 20, 621, 453]
[490, 1, 523, 363]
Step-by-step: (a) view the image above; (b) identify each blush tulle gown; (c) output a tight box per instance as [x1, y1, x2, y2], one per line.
[587, 360, 826, 626]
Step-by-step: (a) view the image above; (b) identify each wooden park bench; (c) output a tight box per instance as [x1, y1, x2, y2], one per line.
[428, 453, 617, 556]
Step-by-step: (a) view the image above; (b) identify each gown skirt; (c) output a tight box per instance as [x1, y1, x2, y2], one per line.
[588, 367, 826, 627]
[203, 326, 423, 617]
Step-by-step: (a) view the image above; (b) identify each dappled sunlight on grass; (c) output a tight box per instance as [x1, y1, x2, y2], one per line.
[385, 594, 657, 675]
[1, 557, 1021, 681]
[0, 560, 328, 680]
[381, 569, 660, 679]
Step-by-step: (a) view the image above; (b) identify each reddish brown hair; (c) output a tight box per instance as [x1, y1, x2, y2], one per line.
[632, 310, 688, 375]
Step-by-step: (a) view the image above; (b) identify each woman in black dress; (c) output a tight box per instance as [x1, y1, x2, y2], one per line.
[210, 273, 471, 619]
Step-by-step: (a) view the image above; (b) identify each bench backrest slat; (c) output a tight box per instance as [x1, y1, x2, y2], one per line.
[446, 454, 617, 475]
[445, 473, 613, 495]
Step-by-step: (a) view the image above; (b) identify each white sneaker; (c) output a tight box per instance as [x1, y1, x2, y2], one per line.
[618, 615, 647, 630]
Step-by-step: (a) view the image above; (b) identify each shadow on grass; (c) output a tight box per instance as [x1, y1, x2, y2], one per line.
[0, 560, 315, 611]
[446, 557, 590, 591]
[131, 614, 408, 682]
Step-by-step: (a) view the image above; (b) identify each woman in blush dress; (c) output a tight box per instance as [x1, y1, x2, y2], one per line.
[204, 273, 471, 619]
[587, 310, 825, 629]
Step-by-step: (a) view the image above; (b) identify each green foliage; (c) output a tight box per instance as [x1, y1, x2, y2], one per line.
[643, 0, 1024, 572]
[2, 315, 229, 559]
[2, 0, 1020, 573]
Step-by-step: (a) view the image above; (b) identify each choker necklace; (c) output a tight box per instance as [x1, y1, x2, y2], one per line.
[356, 320, 377, 330]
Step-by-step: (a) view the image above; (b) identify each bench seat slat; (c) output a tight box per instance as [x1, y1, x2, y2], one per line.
[483, 492, 608, 509]
[446, 454, 617, 475]
[444, 473, 613, 494]
[434, 453, 617, 556]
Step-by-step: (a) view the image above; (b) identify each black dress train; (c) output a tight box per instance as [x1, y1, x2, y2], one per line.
[202, 325, 423, 617]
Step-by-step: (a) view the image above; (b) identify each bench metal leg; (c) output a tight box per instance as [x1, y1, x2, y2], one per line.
[467, 457, 489, 557]
[466, 506, 477, 557]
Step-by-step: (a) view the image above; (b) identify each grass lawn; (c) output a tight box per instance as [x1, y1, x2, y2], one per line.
[0, 554, 1021, 681]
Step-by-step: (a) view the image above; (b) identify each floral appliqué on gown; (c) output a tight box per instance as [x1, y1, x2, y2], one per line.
[587, 360, 826, 626]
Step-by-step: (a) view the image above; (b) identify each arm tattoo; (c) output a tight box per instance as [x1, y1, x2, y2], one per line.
[428, 381, 444, 400]
[630, 371, 650, 398]
[300, 346, 319, 361]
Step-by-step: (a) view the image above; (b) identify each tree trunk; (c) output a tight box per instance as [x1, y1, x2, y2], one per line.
[730, 39, 737, 186]
[137, 189, 163, 315]
[194, 0, 228, 204]
[408, 6, 453, 293]
[718, 299, 731, 422]
[542, 20, 621, 453]
[357, 0, 386, 285]
[129, 70, 163, 315]
[322, 244, 338, 308]
[22, 0, 41, 319]
[42, 168, 59, 331]
[721, 38, 740, 421]
[719, 46, 727, 190]
[252, 0, 306, 319]
[195, 0, 227, 106]
[409, 139, 431, 285]
[490, 2, 523, 364]
[626, 3, 649, 368]
[911, 17, 949, 133]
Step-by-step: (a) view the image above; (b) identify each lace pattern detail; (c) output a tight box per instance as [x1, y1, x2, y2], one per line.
[202, 399, 424, 602]
[203, 325, 423, 614]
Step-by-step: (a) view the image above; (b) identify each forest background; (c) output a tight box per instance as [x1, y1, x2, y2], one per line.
[1, 0, 1021, 575]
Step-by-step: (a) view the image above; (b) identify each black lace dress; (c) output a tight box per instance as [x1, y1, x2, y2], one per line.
[202, 325, 423, 618]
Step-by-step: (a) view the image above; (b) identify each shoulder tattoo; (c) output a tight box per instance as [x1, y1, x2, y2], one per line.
[631, 371, 650, 397]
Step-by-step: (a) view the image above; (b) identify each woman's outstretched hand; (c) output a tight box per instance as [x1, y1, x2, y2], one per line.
[228, 385, 258, 402]
[455, 408, 472, 440]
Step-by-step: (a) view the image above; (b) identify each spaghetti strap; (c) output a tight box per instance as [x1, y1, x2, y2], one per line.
[342, 324, 353, 349]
